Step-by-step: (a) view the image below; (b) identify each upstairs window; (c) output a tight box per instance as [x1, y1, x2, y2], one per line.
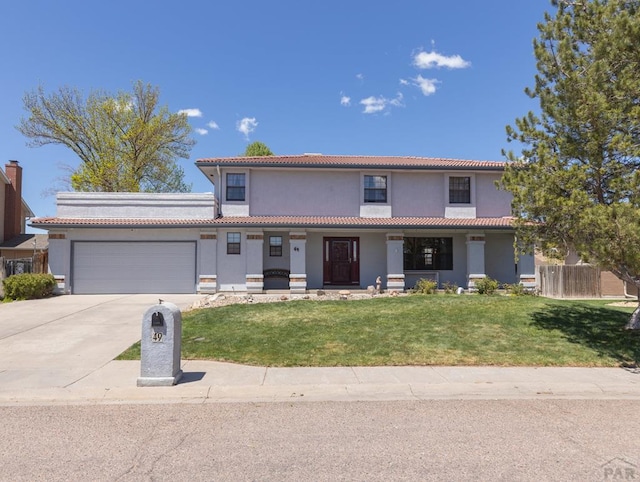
[269, 236, 283, 257]
[364, 175, 387, 203]
[403, 237, 453, 270]
[227, 232, 241, 254]
[449, 176, 471, 204]
[226, 173, 245, 201]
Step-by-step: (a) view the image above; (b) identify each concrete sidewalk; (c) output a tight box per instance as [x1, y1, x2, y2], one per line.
[1, 361, 639, 405]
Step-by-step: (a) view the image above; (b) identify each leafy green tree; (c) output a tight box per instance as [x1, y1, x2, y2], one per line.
[243, 141, 274, 157]
[500, 0, 640, 328]
[18, 81, 193, 192]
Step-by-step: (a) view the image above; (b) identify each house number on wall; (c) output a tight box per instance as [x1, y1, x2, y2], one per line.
[152, 332, 164, 343]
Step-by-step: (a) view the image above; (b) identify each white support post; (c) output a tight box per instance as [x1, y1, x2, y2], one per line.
[289, 232, 307, 294]
[245, 232, 264, 293]
[198, 230, 217, 294]
[386, 233, 405, 291]
[518, 250, 536, 290]
[49, 232, 70, 294]
[466, 233, 486, 291]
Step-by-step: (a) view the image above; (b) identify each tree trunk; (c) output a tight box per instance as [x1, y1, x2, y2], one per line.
[625, 302, 640, 330]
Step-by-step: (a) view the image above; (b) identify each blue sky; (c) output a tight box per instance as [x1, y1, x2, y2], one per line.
[1, 1, 549, 227]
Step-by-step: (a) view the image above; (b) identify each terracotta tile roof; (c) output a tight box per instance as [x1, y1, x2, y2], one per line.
[196, 154, 505, 170]
[30, 216, 515, 229]
[29, 217, 218, 227]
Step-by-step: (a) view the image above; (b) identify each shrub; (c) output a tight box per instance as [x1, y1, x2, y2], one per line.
[504, 282, 535, 296]
[413, 278, 438, 294]
[442, 281, 459, 294]
[2, 273, 56, 300]
[474, 276, 499, 295]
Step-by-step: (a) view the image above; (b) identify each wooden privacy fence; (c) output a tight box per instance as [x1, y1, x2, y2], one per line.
[2, 252, 48, 278]
[538, 265, 602, 298]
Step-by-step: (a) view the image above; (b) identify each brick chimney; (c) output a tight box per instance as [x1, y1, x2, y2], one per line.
[4, 160, 23, 242]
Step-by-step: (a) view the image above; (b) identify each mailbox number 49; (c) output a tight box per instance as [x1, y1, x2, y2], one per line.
[152, 332, 164, 343]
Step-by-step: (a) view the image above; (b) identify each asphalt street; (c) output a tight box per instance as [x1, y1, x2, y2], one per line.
[1, 399, 639, 481]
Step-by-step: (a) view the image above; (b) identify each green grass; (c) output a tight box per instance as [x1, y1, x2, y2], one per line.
[117, 295, 640, 367]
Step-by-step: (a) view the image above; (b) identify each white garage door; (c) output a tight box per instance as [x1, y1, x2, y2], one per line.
[72, 242, 196, 294]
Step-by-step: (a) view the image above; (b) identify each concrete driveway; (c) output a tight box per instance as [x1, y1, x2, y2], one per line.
[0, 294, 203, 390]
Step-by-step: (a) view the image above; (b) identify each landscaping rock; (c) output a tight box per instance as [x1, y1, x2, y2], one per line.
[185, 289, 408, 311]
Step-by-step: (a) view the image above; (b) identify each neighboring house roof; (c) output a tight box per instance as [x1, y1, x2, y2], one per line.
[30, 216, 515, 230]
[196, 154, 506, 171]
[22, 199, 35, 218]
[0, 233, 48, 250]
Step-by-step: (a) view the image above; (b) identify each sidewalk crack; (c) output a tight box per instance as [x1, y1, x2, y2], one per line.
[351, 367, 362, 384]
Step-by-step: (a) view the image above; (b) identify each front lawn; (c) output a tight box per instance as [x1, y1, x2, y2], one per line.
[117, 295, 640, 367]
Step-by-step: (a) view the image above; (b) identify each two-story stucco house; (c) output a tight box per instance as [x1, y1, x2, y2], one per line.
[31, 154, 535, 294]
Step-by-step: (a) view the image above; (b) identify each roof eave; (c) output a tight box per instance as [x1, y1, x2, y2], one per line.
[28, 221, 216, 229]
[195, 161, 504, 171]
[214, 222, 512, 230]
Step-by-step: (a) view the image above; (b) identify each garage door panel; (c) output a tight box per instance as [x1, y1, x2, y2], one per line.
[73, 242, 196, 294]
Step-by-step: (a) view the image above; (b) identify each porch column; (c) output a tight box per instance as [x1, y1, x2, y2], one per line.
[48, 232, 70, 294]
[245, 232, 264, 293]
[289, 232, 307, 294]
[466, 233, 486, 291]
[197, 230, 217, 294]
[386, 233, 405, 291]
[518, 249, 536, 290]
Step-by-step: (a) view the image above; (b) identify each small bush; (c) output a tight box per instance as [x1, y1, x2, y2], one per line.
[2, 273, 56, 300]
[442, 281, 459, 294]
[504, 283, 536, 296]
[474, 277, 499, 295]
[413, 278, 438, 294]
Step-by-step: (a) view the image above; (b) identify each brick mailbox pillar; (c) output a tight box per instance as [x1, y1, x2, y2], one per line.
[137, 301, 183, 387]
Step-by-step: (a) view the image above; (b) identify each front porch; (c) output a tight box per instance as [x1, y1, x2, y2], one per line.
[203, 229, 535, 295]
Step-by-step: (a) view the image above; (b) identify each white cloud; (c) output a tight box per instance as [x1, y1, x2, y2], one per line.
[412, 75, 440, 96]
[195, 128, 208, 135]
[389, 92, 404, 107]
[178, 108, 203, 117]
[413, 50, 470, 69]
[236, 117, 258, 139]
[207, 120, 220, 130]
[360, 96, 386, 114]
[399, 78, 410, 86]
[356, 73, 364, 81]
[340, 95, 351, 107]
[360, 92, 404, 114]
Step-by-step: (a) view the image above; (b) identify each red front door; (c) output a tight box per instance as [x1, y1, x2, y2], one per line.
[323, 237, 360, 285]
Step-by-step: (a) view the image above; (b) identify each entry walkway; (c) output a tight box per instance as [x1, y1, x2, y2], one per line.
[0, 294, 639, 405]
